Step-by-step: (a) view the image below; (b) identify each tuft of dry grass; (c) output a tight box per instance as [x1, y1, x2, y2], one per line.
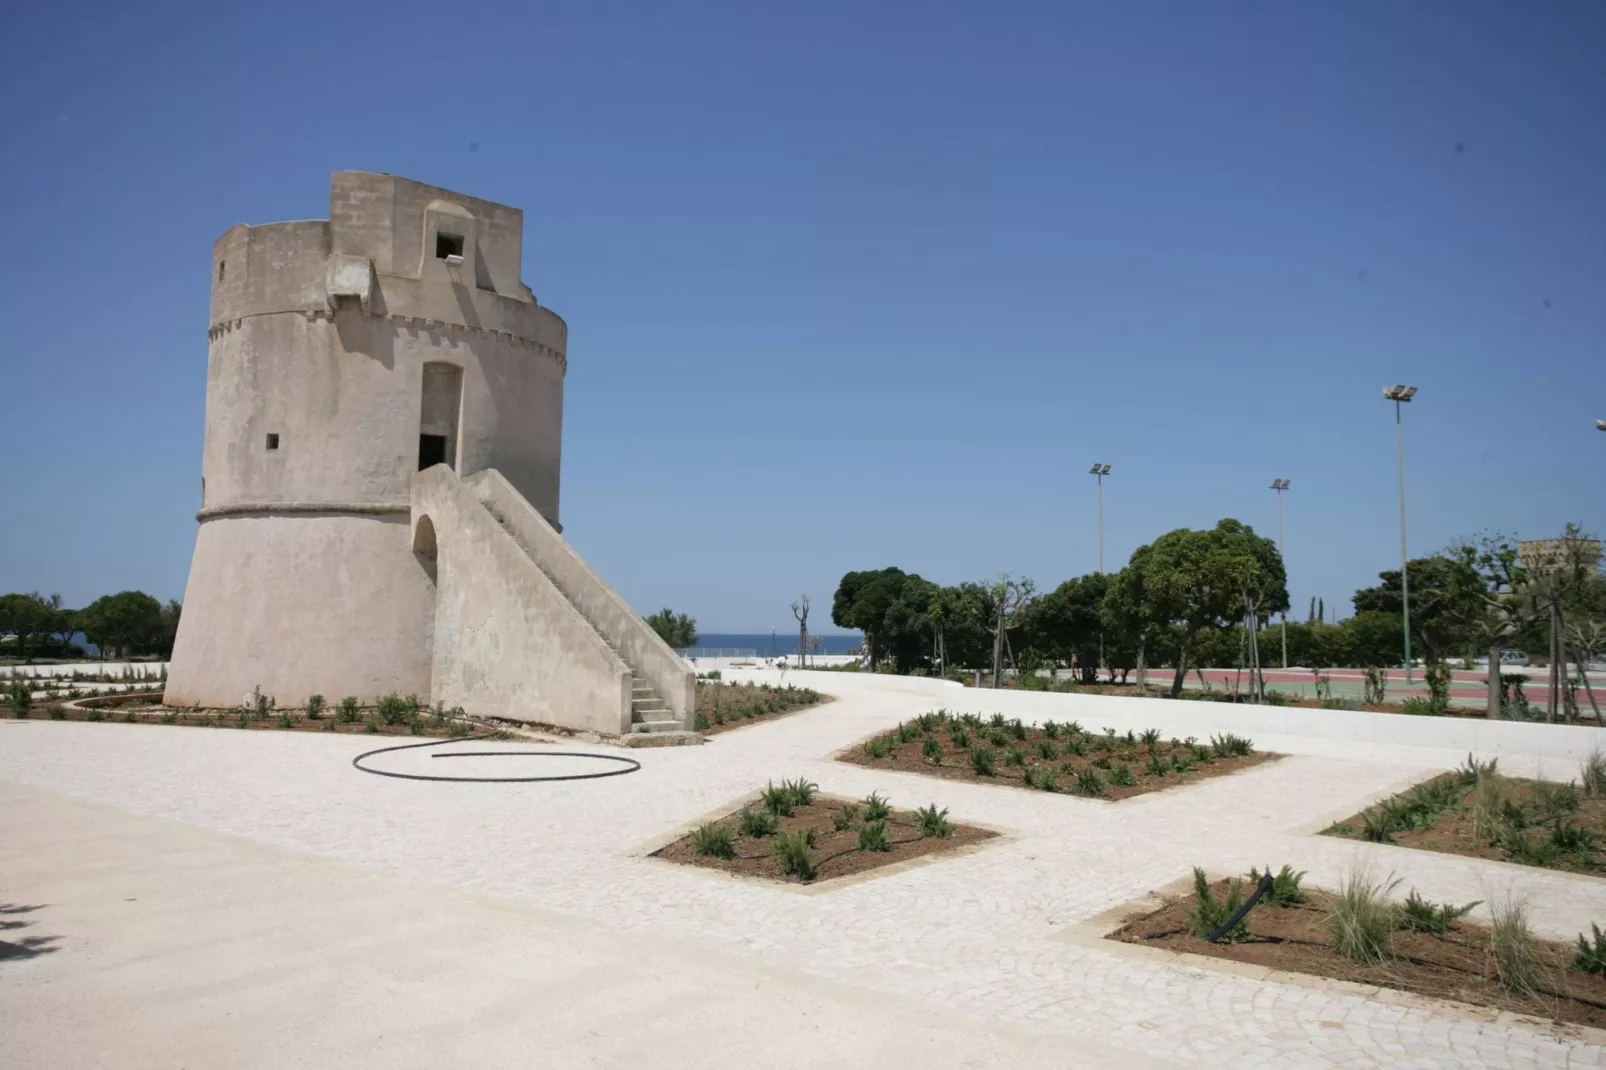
[1489, 894, 1546, 996]
[1327, 867, 1399, 964]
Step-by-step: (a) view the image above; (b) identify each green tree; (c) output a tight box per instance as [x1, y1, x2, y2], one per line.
[1124, 519, 1288, 698]
[1034, 573, 1109, 683]
[644, 608, 698, 650]
[1448, 534, 1533, 720]
[0, 592, 52, 663]
[831, 568, 943, 672]
[1352, 555, 1481, 665]
[78, 591, 164, 661]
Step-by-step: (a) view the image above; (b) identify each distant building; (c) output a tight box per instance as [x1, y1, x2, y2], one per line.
[1518, 537, 1603, 576]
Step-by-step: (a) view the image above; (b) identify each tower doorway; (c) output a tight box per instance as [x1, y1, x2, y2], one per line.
[419, 363, 463, 471]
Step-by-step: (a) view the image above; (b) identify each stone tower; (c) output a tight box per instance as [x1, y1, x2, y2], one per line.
[167, 173, 692, 737]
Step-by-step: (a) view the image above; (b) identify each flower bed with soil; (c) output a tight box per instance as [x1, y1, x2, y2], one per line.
[695, 681, 825, 735]
[16, 694, 502, 740]
[1324, 758, 1606, 875]
[1110, 869, 1606, 1031]
[652, 778, 997, 885]
[839, 710, 1276, 799]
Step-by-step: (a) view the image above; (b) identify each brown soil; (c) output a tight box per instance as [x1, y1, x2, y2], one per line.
[1325, 773, 1606, 875]
[653, 794, 997, 885]
[696, 682, 826, 736]
[839, 718, 1277, 800]
[1111, 878, 1606, 1031]
[22, 697, 495, 740]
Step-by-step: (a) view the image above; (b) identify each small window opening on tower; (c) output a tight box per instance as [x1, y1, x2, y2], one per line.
[265, 433, 280, 450]
[418, 434, 448, 470]
[435, 233, 465, 261]
[217, 260, 226, 282]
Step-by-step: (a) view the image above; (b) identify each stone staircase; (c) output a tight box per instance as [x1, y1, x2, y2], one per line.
[481, 499, 691, 737]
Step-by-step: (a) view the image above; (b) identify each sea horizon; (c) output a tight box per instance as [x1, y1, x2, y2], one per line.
[683, 633, 861, 657]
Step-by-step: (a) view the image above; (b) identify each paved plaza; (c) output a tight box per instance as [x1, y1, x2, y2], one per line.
[5, 669, 1606, 1067]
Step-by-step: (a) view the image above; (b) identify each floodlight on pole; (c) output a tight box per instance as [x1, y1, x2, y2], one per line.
[1382, 385, 1417, 683]
[1270, 478, 1290, 668]
[1596, 419, 1606, 431]
[1089, 463, 1111, 572]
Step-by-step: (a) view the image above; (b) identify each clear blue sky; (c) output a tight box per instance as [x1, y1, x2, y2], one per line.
[1, 1, 1603, 631]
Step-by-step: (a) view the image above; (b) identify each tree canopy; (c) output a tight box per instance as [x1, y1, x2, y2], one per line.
[645, 608, 698, 650]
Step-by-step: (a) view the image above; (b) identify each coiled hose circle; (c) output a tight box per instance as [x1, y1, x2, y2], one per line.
[351, 736, 642, 783]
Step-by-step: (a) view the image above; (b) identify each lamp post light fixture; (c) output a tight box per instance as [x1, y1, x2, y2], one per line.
[1270, 478, 1290, 668]
[1596, 419, 1606, 431]
[1089, 463, 1112, 573]
[1383, 385, 1418, 683]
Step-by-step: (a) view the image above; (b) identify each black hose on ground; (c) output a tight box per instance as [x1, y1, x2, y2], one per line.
[1207, 873, 1276, 943]
[351, 736, 641, 783]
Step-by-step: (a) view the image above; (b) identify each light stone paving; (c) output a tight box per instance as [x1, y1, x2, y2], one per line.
[5, 669, 1606, 1067]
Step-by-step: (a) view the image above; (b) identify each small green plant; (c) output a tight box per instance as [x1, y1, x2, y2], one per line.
[335, 696, 360, 723]
[1532, 780, 1581, 822]
[694, 713, 711, 731]
[969, 745, 997, 777]
[1548, 820, 1595, 855]
[896, 721, 920, 744]
[1261, 689, 1292, 707]
[858, 819, 891, 852]
[1041, 720, 1061, 738]
[1328, 868, 1399, 964]
[760, 781, 796, 817]
[831, 804, 860, 831]
[448, 721, 472, 738]
[738, 807, 778, 837]
[1062, 735, 1087, 757]
[1144, 751, 1168, 778]
[774, 830, 817, 880]
[1320, 696, 1363, 711]
[691, 823, 736, 859]
[863, 791, 892, 821]
[948, 725, 971, 749]
[1489, 895, 1544, 996]
[1582, 749, 1606, 798]
[915, 803, 952, 838]
[375, 693, 409, 726]
[85, 708, 104, 722]
[1171, 751, 1196, 774]
[864, 734, 893, 759]
[989, 713, 1007, 728]
[275, 711, 294, 729]
[986, 728, 1010, 748]
[363, 721, 379, 733]
[1210, 733, 1254, 758]
[1247, 864, 1308, 907]
[1107, 763, 1135, 787]
[1423, 661, 1453, 712]
[1004, 745, 1027, 768]
[1397, 889, 1479, 934]
[1009, 719, 1027, 740]
[305, 694, 326, 720]
[1574, 923, 1606, 975]
[1024, 766, 1057, 792]
[1312, 670, 1332, 701]
[1036, 740, 1057, 760]
[1453, 753, 1498, 786]
[1138, 728, 1161, 750]
[7, 679, 31, 717]
[1185, 867, 1248, 942]
[922, 737, 944, 764]
[1400, 696, 1444, 716]
[1072, 766, 1104, 797]
[779, 777, 818, 808]
[161, 711, 177, 725]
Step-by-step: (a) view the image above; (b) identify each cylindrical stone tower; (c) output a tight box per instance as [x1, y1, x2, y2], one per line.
[167, 172, 568, 707]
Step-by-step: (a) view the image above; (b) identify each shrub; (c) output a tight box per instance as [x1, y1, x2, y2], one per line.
[760, 781, 796, 817]
[1574, 923, 1606, 975]
[7, 679, 30, 717]
[1004, 745, 1027, 769]
[694, 713, 710, 731]
[774, 830, 817, 880]
[1363, 666, 1388, 706]
[1041, 720, 1061, 738]
[863, 791, 892, 821]
[1454, 753, 1499, 787]
[1009, 719, 1027, 740]
[1397, 889, 1479, 934]
[1107, 763, 1135, 787]
[922, 737, 944, 764]
[692, 823, 736, 859]
[1328, 868, 1398, 964]
[1036, 740, 1057, 760]
[948, 725, 971, 749]
[969, 745, 997, 777]
[1532, 780, 1581, 822]
[449, 721, 472, 738]
[1210, 733, 1254, 758]
[1171, 751, 1196, 774]
[1401, 696, 1444, 716]
[335, 696, 360, 724]
[1583, 749, 1606, 798]
[1489, 895, 1544, 996]
[831, 804, 860, 831]
[986, 728, 1010, 748]
[375, 693, 409, 725]
[1024, 766, 1057, 792]
[864, 734, 893, 759]
[1061, 735, 1088, 758]
[161, 712, 177, 725]
[1072, 767, 1104, 798]
[1144, 751, 1168, 778]
[780, 777, 818, 808]
[1185, 867, 1248, 942]
[1321, 697, 1363, 711]
[1248, 864, 1308, 907]
[915, 803, 952, 838]
[1551, 820, 1596, 855]
[275, 712, 294, 729]
[989, 714, 1007, 728]
[738, 807, 778, 837]
[1138, 728, 1161, 750]
[1262, 690, 1292, 707]
[85, 708, 104, 722]
[895, 721, 920, 744]
[306, 694, 326, 720]
[363, 721, 379, 733]
[858, 819, 891, 852]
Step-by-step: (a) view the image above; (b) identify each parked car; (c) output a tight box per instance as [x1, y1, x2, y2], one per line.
[1474, 650, 1531, 667]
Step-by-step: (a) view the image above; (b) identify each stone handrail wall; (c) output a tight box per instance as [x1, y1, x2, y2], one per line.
[467, 469, 695, 728]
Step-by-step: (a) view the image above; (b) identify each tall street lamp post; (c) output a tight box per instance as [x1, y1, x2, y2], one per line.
[1383, 385, 1418, 683]
[1089, 463, 1111, 573]
[1270, 478, 1290, 668]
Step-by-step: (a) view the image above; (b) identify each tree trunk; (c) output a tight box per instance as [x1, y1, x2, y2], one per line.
[1170, 635, 1192, 699]
[1136, 635, 1148, 693]
[990, 610, 1004, 689]
[1486, 641, 1503, 720]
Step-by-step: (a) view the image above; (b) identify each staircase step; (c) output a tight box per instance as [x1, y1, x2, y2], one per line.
[631, 719, 684, 733]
